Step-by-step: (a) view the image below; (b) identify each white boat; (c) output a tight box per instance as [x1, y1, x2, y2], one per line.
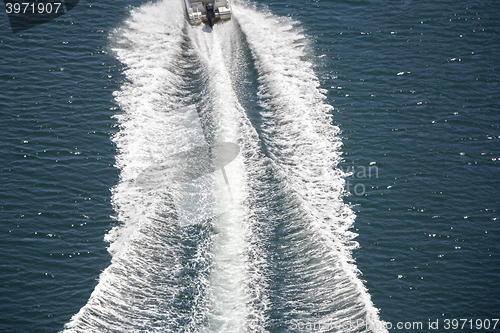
[184, 0, 231, 27]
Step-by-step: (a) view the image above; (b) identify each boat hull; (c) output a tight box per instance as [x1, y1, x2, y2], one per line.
[184, 0, 231, 26]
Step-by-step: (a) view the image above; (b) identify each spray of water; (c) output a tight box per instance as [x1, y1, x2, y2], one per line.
[63, 1, 386, 332]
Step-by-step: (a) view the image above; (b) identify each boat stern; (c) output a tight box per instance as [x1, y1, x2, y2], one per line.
[184, 0, 204, 25]
[184, 0, 232, 25]
[215, 0, 231, 21]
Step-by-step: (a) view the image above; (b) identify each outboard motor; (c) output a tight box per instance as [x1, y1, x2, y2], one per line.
[205, 3, 215, 27]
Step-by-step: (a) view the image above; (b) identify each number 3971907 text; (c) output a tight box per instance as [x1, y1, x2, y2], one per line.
[5, 2, 62, 14]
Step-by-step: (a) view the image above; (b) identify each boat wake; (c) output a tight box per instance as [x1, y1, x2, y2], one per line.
[62, 0, 386, 332]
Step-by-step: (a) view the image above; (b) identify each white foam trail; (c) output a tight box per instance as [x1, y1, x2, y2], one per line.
[62, 1, 214, 331]
[63, 0, 386, 331]
[187, 22, 266, 332]
[64, 1, 269, 331]
[233, 3, 387, 332]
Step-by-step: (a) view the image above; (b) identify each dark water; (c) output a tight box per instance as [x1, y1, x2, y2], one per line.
[302, 0, 500, 327]
[0, 0, 499, 332]
[0, 2, 126, 331]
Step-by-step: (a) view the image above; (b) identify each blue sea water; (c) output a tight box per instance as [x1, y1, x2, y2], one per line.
[0, 0, 499, 332]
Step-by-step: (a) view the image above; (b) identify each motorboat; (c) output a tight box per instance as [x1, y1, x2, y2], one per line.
[184, 0, 231, 27]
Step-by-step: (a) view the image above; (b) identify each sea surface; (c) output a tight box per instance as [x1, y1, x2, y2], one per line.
[1, 0, 499, 332]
